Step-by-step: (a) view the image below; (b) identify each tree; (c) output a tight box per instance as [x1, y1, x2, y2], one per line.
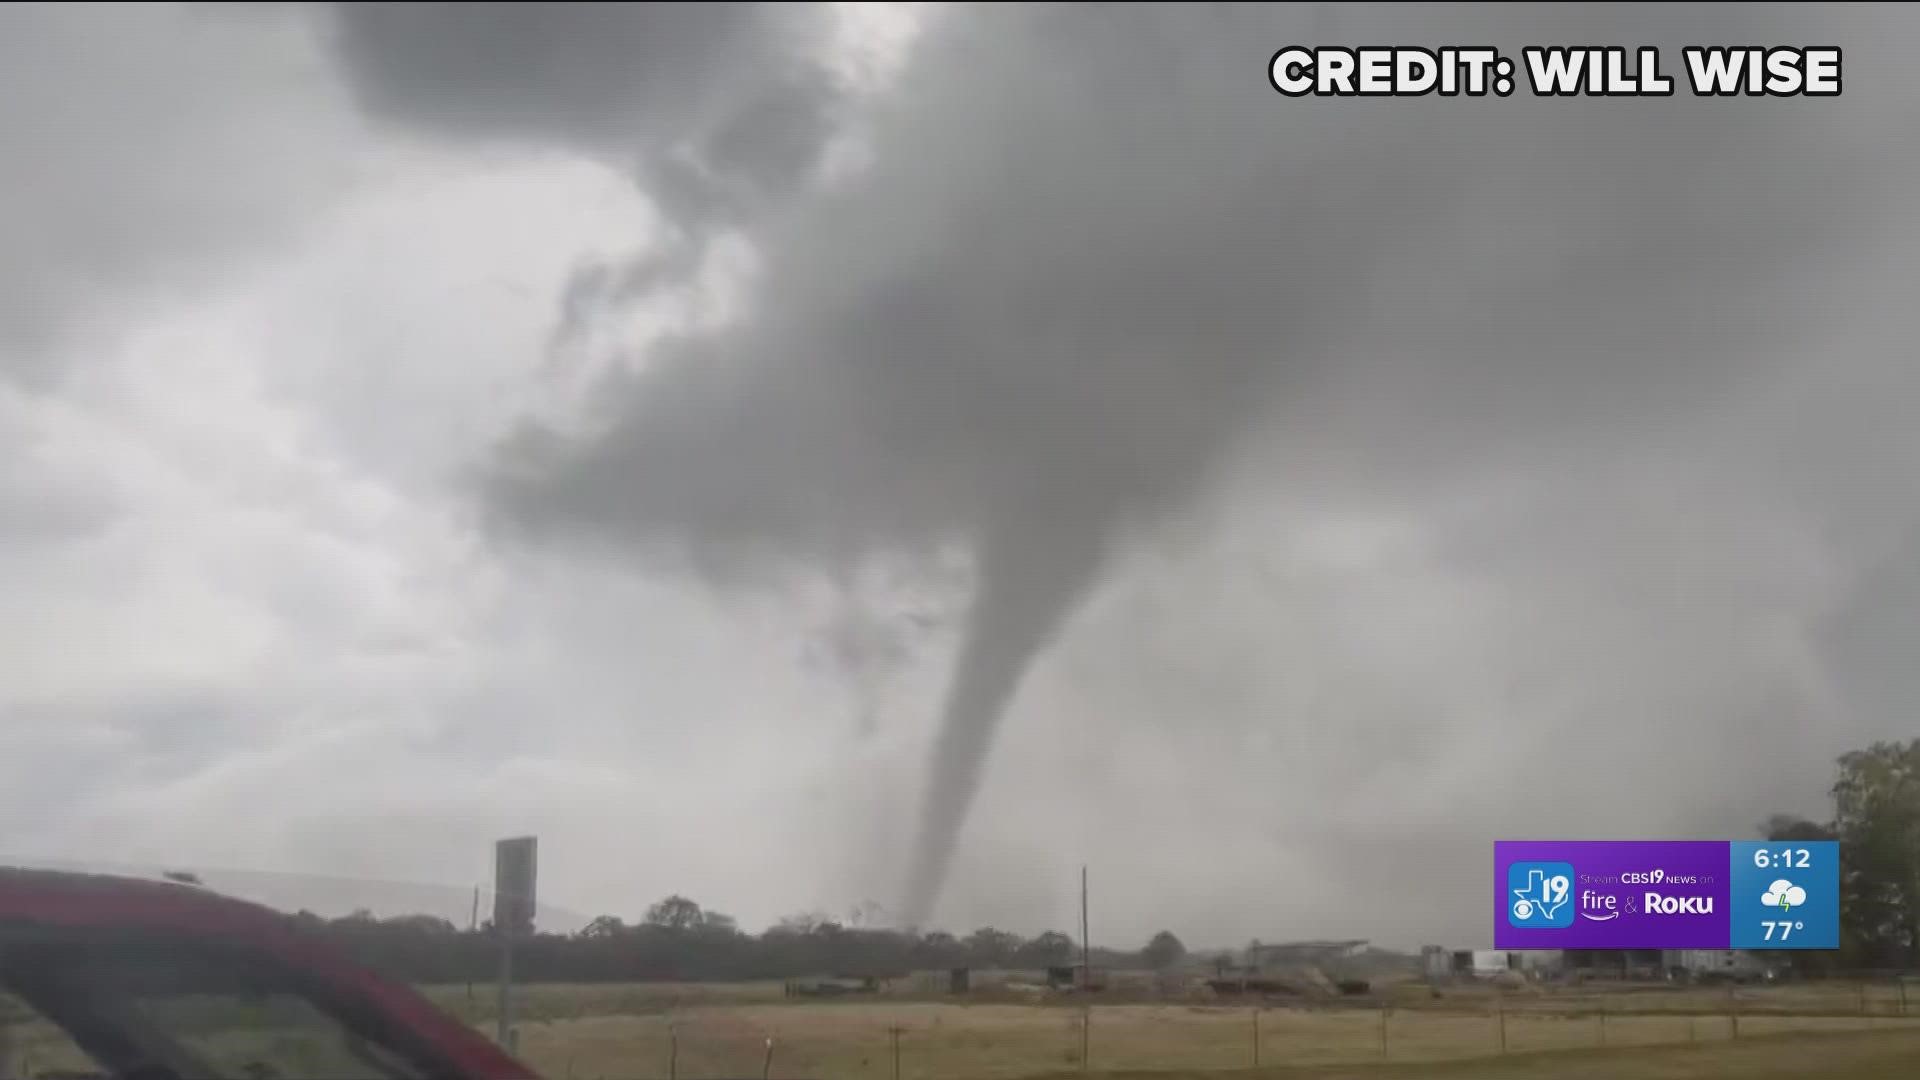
[774, 911, 834, 935]
[1761, 814, 1836, 843]
[644, 895, 707, 931]
[1762, 739, 1920, 966]
[382, 913, 457, 935]
[1142, 930, 1187, 969]
[580, 915, 626, 939]
[1832, 739, 1920, 964]
[1018, 931, 1076, 966]
[963, 927, 1024, 966]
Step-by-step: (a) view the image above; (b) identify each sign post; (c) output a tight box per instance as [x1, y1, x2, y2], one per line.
[494, 836, 538, 1049]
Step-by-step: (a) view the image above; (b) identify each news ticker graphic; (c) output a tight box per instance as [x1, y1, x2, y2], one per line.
[1495, 841, 1839, 950]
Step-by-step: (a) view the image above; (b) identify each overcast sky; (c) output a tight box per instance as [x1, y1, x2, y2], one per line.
[4, 3, 1920, 950]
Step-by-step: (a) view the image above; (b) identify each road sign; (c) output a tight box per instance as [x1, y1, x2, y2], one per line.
[493, 836, 537, 937]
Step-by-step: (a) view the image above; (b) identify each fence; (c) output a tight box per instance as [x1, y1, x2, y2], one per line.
[484, 981, 1920, 1080]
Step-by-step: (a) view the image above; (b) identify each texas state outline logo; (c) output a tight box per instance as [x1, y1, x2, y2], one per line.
[1507, 860, 1575, 929]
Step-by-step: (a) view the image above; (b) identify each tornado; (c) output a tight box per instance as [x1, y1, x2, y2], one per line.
[900, 512, 1107, 928]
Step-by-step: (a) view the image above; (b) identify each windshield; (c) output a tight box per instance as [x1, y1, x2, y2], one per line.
[1, 935, 430, 1080]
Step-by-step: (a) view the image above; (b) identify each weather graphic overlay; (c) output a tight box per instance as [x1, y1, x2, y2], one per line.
[1729, 841, 1840, 950]
[1495, 841, 1839, 950]
[1507, 861, 1575, 929]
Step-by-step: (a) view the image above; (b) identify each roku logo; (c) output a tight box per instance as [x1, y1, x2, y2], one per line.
[1644, 893, 1713, 915]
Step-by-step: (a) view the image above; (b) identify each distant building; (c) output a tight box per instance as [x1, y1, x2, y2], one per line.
[1419, 948, 1559, 979]
[1246, 940, 1368, 969]
[1518, 950, 1564, 973]
[1464, 950, 1520, 976]
[1663, 950, 1769, 979]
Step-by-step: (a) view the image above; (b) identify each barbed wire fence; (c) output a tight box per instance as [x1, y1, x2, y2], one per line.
[487, 971, 1920, 1080]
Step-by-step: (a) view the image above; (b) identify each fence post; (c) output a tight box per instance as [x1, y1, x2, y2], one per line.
[1597, 1009, 1606, 1047]
[762, 1036, 775, 1080]
[1251, 1008, 1260, 1066]
[1901, 979, 1910, 1016]
[1729, 984, 1740, 1040]
[668, 1024, 678, 1080]
[1379, 1008, 1389, 1057]
[1080, 1007, 1090, 1072]
[1860, 981, 1869, 1016]
[891, 1025, 901, 1080]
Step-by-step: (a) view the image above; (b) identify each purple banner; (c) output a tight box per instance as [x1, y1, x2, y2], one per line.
[1496, 841, 1731, 949]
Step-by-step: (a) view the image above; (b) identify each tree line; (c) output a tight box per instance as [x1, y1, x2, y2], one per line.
[297, 893, 1194, 987]
[295, 737, 1920, 984]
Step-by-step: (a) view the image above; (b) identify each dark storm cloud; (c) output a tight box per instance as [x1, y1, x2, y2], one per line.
[325, 3, 770, 150]
[0, 4, 353, 380]
[329, 3, 1920, 928]
[323, 2, 850, 352]
[323, 3, 846, 280]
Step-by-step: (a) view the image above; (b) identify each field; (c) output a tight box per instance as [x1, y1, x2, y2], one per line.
[10, 979, 1920, 1078]
[415, 980, 1920, 1080]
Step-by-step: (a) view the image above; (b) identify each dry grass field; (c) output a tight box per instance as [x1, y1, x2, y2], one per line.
[412, 981, 1920, 1080]
[9, 980, 1918, 1078]
[1052, 1028, 1920, 1080]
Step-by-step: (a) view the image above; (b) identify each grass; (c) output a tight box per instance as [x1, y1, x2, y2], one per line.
[1046, 1027, 1920, 1079]
[9, 981, 1920, 1079]
[475, 997, 1920, 1080]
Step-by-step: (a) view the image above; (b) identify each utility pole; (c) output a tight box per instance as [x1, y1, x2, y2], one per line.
[467, 885, 479, 1005]
[497, 931, 514, 1047]
[1080, 865, 1090, 989]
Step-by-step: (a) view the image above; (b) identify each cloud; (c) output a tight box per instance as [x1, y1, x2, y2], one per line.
[0, 3, 364, 380]
[7, 2, 1920, 950]
[458, 4, 1920, 927]
[0, 150, 862, 932]
[1762, 881, 1808, 910]
[319, 1, 853, 349]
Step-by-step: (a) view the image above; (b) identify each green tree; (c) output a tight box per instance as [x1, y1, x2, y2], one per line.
[1019, 931, 1076, 965]
[1761, 813, 1836, 843]
[1832, 739, 1920, 965]
[963, 927, 1024, 966]
[1142, 930, 1187, 969]
[1762, 738, 1920, 966]
[775, 911, 833, 935]
[580, 915, 626, 939]
[644, 895, 707, 931]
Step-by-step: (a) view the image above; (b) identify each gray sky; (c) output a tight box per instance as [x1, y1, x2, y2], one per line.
[4, 2, 1920, 950]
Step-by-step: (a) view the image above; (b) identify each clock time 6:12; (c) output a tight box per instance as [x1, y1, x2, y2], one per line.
[1754, 848, 1813, 870]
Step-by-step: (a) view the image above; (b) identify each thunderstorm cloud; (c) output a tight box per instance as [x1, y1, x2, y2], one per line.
[1, 3, 1918, 946]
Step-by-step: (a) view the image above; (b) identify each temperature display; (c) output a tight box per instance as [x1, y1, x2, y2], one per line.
[1728, 841, 1838, 951]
